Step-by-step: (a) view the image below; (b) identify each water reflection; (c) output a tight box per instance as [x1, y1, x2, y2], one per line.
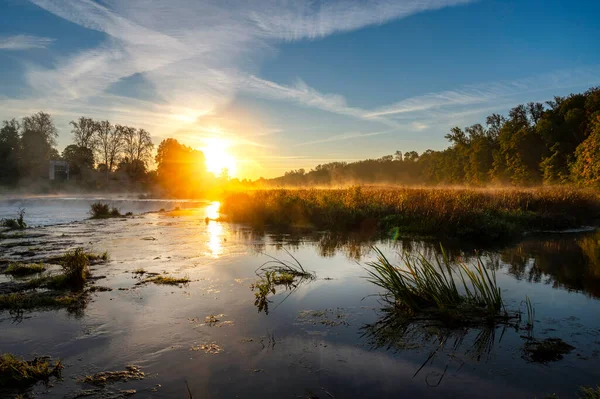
[492, 230, 600, 298]
[207, 222, 224, 258]
[233, 226, 600, 299]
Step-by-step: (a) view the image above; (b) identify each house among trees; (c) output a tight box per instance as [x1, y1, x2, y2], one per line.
[49, 160, 69, 181]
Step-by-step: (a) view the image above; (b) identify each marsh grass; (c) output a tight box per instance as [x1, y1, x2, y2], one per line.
[221, 187, 600, 241]
[1, 209, 27, 230]
[580, 386, 600, 399]
[79, 365, 144, 386]
[0, 354, 62, 390]
[4, 263, 45, 276]
[144, 275, 190, 285]
[89, 202, 123, 219]
[0, 292, 84, 311]
[365, 247, 508, 326]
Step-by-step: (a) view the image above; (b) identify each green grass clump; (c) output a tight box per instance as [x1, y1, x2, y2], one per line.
[0, 353, 62, 389]
[4, 263, 45, 276]
[220, 187, 600, 241]
[365, 247, 506, 324]
[145, 275, 190, 285]
[0, 292, 82, 311]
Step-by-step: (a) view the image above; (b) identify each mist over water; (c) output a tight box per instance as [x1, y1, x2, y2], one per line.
[0, 196, 208, 226]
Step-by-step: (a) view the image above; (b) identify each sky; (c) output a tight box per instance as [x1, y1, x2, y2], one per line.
[1, 0, 600, 179]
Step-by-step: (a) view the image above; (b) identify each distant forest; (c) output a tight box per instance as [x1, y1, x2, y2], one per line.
[2, 86, 600, 196]
[268, 86, 600, 187]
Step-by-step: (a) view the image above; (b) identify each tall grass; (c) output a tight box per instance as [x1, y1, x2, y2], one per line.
[220, 187, 600, 241]
[365, 247, 506, 323]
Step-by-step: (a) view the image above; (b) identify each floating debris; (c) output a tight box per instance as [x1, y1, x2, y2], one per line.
[191, 343, 223, 354]
[79, 365, 145, 386]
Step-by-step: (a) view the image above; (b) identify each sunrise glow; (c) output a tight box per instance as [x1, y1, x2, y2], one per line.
[202, 138, 237, 177]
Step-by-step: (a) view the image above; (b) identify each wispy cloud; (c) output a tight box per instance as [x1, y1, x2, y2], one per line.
[295, 129, 397, 147]
[4, 0, 474, 136]
[365, 67, 600, 119]
[0, 34, 54, 50]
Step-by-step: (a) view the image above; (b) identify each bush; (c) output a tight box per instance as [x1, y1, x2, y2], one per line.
[89, 202, 123, 219]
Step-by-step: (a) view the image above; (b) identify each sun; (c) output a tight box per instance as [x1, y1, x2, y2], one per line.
[202, 138, 237, 177]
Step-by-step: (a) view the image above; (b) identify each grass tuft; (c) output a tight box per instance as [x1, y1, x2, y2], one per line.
[250, 249, 315, 314]
[1, 209, 27, 230]
[89, 202, 123, 219]
[0, 353, 62, 389]
[365, 246, 508, 325]
[4, 263, 45, 276]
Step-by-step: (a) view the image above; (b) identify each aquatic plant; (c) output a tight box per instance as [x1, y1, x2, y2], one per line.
[0, 353, 62, 389]
[1, 209, 27, 230]
[4, 262, 45, 276]
[0, 292, 83, 311]
[251, 250, 315, 314]
[522, 338, 575, 363]
[580, 386, 600, 399]
[220, 187, 600, 241]
[89, 202, 123, 219]
[144, 275, 190, 285]
[79, 365, 144, 386]
[365, 247, 505, 324]
[57, 248, 90, 288]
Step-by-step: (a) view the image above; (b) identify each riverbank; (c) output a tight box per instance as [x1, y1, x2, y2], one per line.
[220, 187, 600, 242]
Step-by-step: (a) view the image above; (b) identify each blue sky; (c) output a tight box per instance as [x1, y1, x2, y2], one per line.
[1, 0, 599, 178]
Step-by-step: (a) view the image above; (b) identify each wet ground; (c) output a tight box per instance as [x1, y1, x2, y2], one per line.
[1, 200, 600, 398]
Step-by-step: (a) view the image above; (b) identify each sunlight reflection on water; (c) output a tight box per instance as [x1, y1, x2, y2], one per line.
[206, 201, 223, 257]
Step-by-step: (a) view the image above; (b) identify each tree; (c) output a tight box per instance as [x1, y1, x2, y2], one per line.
[0, 119, 21, 185]
[120, 126, 153, 177]
[20, 111, 58, 179]
[155, 138, 206, 197]
[70, 117, 98, 151]
[62, 144, 94, 176]
[571, 113, 600, 186]
[96, 120, 123, 178]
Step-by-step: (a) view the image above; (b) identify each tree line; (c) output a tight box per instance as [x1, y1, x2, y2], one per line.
[270, 86, 600, 187]
[0, 111, 245, 196]
[0, 112, 155, 189]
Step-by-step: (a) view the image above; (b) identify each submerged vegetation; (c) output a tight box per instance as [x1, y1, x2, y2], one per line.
[221, 187, 600, 241]
[523, 338, 575, 363]
[144, 275, 190, 286]
[251, 250, 315, 314]
[0, 247, 107, 314]
[4, 262, 45, 276]
[0, 353, 63, 391]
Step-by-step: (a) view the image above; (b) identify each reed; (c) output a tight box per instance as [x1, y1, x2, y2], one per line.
[220, 187, 600, 241]
[365, 247, 505, 323]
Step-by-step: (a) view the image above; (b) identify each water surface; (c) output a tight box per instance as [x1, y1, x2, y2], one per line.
[1, 199, 599, 398]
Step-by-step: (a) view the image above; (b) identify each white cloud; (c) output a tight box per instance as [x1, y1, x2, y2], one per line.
[4, 0, 474, 138]
[0, 34, 54, 50]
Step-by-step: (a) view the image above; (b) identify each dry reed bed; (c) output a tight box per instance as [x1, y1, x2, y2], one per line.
[220, 187, 600, 241]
